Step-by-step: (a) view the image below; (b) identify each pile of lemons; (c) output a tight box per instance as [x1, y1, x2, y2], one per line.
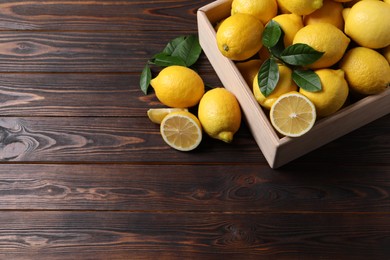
[216, 0, 390, 137]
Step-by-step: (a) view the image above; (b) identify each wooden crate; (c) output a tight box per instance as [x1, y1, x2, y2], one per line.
[197, 0, 390, 168]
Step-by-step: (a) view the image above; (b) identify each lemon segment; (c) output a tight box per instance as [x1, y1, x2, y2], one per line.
[160, 111, 202, 151]
[147, 108, 188, 124]
[270, 92, 316, 137]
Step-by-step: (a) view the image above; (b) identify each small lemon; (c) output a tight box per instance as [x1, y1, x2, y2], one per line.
[253, 64, 298, 110]
[235, 59, 263, 87]
[216, 13, 264, 61]
[303, 0, 344, 30]
[150, 66, 204, 108]
[339, 47, 390, 95]
[276, 0, 323, 15]
[344, 1, 390, 49]
[198, 88, 242, 143]
[293, 23, 350, 69]
[272, 13, 303, 47]
[231, 0, 278, 25]
[299, 69, 349, 117]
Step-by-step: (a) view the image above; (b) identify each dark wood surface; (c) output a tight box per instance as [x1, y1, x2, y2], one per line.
[0, 1, 389, 259]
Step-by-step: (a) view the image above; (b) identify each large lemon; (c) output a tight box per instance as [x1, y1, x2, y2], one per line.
[299, 69, 349, 117]
[150, 66, 204, 108]
[198, 88, 241, 143]
[231, 0, 278, 25]
[339, 47, 390, 95]
[303, 0, 344, 30]
[276, 0, 323, 15]
[272, 13, 303, 47]
[344, 1, 390, 49]
[216, 13, 264, 61]
[293, 23, 350, 69]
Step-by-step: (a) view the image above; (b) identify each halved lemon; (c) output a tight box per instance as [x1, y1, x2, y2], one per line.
[270, 92, 316, 137]
[160, 111, 202, 151]
[147, 108, 188, 124]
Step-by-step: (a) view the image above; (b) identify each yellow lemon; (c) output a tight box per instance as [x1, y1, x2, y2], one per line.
[339, 47, 390, 95]
[216, 13, 264, 61]
[344, 1, 390, 49]
[276, 0, 323, 15]
[253, 64, 298, 110]
[231, 0, 278, 25]
[198, 88, 242, 143]
[270, 91, 316, 137]
[147, 108, 188, 124]
[235, 59, 263, 87]
[299, 69, 349, 117]
[160, 111, 202, 151]
[293, 23, 350, 69]
[303, 0, 344, 30]
[150, 66, 204, 108]
[383, 45, 390, 64]
[272, 13, 304, 47]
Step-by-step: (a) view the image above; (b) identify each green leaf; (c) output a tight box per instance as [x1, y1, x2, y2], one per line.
[163, 36, 186, 55]
[292, 69, 322, 92]
[280, 43, 324, 66]
[140, 64, 152, 95]
[262, 20, 282, 48]
[151, 53, 186, 67]
[258, 58, 280, 97]
[170, 35, 202, 67]
[269, 29, 285, 59]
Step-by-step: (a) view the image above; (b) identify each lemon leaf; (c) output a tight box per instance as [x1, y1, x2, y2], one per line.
[170, 35, 202, 67]
[280, 43, 324, 66]
[258, 58, 280, 97]
[163, 36, 187, 55]
[140, 64, 151, 95]
[262, 20, 282, 48]
[151, 53, 186, 67]
[292, 69, 322, 92]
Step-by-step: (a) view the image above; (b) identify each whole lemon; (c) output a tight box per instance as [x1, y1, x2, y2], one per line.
[272, 13, 303, 47]
[253, 64, 298, 110]
[198, 88, 241, 143]
[216, 13, 264, 61]
[339, 47, 390, 95]
[303, 0, 344, 30]
[231, 0, 278, 25]
[276, 0, 323, 15]
[293, 23, 350, 69]
[344, 1, 390, 49]
[150, 66, 204, 108]
[299, 69, 349, 117]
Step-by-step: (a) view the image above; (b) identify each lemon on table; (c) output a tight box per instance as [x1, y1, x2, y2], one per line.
[216, 13, 264, 61]
[276, 0, 323, 15]
[339, 47, 390, 95]
[147, 108, 188, 124]
[270, 92, 316, 137]
[253, 64, 298, 110]
[272, 13, 303, 47]
[293, 23, 350, 69]
[344, 1, 390, 49]
[299, 69, 349, 117]
[303, 0, 344, 30]
[198, 88, 241, 143]
[150, 66, 204, 108]
[160, 111, 202, 151]
[231, 0, 278, 25]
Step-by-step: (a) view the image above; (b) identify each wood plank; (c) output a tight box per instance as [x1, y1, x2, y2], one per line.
[0, 0, 208, 31]
[0, 164, 388, 212]
[0, 211, 388, 259]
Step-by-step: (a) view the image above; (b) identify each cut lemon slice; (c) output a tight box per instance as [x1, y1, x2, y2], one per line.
[270, 92, 316, 137]
[160, 111, 202, 151]
[147, 108, 188, 124]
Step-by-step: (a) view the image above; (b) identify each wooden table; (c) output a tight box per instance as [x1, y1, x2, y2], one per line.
[0, 0, 389, 259]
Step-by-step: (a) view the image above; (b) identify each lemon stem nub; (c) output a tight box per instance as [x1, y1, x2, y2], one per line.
[223, 44, 229, 52]
[218, 132, 233, 143]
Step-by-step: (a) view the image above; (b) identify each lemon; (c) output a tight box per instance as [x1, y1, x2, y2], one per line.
[344, 1, 390, 49]
[270, 91, 316, 137]
[253, 64, 298, 110]
[160, 111, 202, 151]
[235, 59, 263, 87]
[303, 0, 344, 30]
[276, 0, 323, 15]
[147, 108, 188, 124]
[339, 47, 390, 95]
[150, 66, 204, 108]
[293, 23, 350, 69]
[198, 88, 241, 143]
[383, 45, 390, 64]
[216, 13, 264, 61]
[231, 0, 278, 25]
[299, 69, 349, 117]
[272, 14, 303, 47]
